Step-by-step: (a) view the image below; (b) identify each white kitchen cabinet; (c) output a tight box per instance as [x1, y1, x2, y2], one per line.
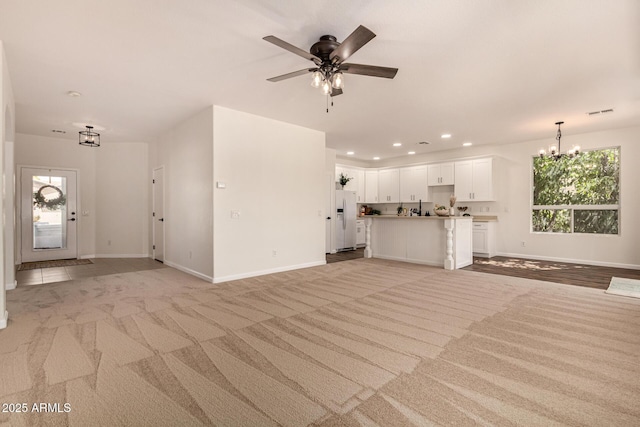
[399, 165, 428, 202]
[427, 162, 454, 186]
[378, 168, 400, 203]
[356, 169, 365, 202]
[472, 221, 496, 257]
[454, 158, 494, 201]
[356, 220, 365, 246]
[364, 170, 379, 203]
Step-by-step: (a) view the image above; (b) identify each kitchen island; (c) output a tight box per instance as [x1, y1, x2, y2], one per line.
[363, 215, 473, 269]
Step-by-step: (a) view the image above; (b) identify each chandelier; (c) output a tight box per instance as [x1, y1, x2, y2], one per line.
[539, 121, 579, 160]
[79, 125, 100, 147]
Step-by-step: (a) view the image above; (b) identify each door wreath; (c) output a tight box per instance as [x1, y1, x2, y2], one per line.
[33, 185, 66, 210]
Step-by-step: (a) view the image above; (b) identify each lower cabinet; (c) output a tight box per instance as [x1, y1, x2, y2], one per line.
[356, 220, 365, 247]
[472, 221, 496, 258]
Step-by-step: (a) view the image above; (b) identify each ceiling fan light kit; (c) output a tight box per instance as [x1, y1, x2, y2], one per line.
[264, 25, 398, 106]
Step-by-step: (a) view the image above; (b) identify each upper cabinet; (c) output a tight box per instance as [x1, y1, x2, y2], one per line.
[355, 169, 365, 202]
[364, 170, 379, 203]
[427, 162, 454, 186]
[399, 165, 428, 202]
[378, 168, 400, 203]
[454, 158, 494, 201]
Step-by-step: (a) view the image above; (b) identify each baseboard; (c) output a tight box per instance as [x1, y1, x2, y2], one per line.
[163, 260, 213, 283]
[81, 254, 150, 259]
[213, 260, 327, 284]
[497, 252, 640, 270]
[6, 280, 17, 291]
[371, 254, 442, 268]
[0, 311, 8, 329]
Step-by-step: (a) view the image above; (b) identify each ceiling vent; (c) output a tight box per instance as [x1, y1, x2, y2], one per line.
[587, 108, 614, 116]
[51, 129, 66, 134]
[418, 141, 430, 145]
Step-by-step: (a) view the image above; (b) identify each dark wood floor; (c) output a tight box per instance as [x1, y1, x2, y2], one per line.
[326, 248, 365, 264]
[462, 256, 640, 290]
[327, 250, 640, 290]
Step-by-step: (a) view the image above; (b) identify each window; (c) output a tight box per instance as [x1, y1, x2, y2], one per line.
[532, 148, 619, 234]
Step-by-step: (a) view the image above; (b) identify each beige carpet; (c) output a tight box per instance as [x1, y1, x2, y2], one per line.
[1, 259, 639, 426]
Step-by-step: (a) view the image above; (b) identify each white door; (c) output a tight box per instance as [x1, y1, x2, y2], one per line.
[152, 167, 165, 262]
[21, 167, 77, 262]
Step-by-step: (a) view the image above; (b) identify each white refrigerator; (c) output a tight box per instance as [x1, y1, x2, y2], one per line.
[335, 190, 357, 251]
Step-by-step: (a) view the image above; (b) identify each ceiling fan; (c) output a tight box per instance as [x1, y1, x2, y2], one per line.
[263, 25, 398, 97]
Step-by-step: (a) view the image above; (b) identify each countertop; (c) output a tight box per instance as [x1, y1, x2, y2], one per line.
[361, 215, 472, 220]
[361, 214, 498, 221]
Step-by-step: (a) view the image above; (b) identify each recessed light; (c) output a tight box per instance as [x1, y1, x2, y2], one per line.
[441, 134, 452, 139]
[373, 156, 380, 160]
[463, 142, 472, 147]
[393, 142, 402, 147]
[67, 91, 82, 97]
[408, 151, 416, 155]
[346, 151, 354, 155]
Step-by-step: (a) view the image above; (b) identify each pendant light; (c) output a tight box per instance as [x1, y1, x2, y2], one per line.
[79, 125, 100, 147]
[539, 121, 579, 160]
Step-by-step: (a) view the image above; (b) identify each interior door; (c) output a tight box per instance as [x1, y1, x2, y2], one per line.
[20, 167, 77, 262]
[152, 167, 165, 262]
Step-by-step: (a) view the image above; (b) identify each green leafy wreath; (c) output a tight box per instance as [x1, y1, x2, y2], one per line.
[33, 185, 66, 210]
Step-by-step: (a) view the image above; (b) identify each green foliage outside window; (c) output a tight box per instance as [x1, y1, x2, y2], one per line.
[532, 148, 619, 234]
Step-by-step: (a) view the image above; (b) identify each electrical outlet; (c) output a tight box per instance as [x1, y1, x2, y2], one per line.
[231, 210, 240, 219]
[189, 251, 192, 259]
[521, 241, 526, 247]
[107, 240, 111, 246]
[272, 250, 277, 257]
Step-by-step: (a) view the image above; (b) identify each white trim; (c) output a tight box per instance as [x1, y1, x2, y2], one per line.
[6, 280, 17, 291]
[497, 251, 640, 270]
[84, 254, 150, 259]
[213, 261, 327, 284]
[372, 254, 441, 267]
[163, 260, 213, 282]
[0, 310, 8, 329]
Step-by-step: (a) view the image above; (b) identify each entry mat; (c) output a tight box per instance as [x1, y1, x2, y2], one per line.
[605, 276, 640, 299]
[18, 259, 93, 271]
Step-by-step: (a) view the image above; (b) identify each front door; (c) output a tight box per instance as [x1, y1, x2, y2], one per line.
[20, 167, 78, 262]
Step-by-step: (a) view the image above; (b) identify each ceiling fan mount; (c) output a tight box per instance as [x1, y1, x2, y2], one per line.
[263, 25, 398, 97]
[309, 35, 340, 62]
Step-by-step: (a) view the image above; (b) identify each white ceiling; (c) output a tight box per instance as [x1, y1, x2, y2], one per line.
[1, 0, 639, 161]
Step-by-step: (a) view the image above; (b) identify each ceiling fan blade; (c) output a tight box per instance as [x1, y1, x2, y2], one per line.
[340, 63, 398, 79]
[330, 88, 343, 97]
[329, 25, 376, 64]
[267, 68, 316, 82]
[263, 36, 321, 64]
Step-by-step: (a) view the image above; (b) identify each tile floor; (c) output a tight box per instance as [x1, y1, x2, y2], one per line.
[16, 257, 167, 286]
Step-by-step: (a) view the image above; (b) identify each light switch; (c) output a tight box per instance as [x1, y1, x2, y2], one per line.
[216, 181, 226, 189]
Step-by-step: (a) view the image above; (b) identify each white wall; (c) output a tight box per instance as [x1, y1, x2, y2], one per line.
[95, 143, 149, 256]
[212, 105, 326, 282]
[325, 148, 336, 254]
[14, 134, 149, 259]
[342, 125, 640, 268]
[1, 40, 15, 329]
[151, 106, 213, 280]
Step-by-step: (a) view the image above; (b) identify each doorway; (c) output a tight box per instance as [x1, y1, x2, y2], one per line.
[20, 167, 78, 262]
[152, 166, 164, 262]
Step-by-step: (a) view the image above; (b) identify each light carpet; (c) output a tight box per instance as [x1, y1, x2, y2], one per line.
[1, 258, 639, 426]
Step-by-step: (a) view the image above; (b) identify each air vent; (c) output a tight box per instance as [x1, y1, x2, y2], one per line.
[418, 141, 430, 145]
[51, 129, 66, 134]
[587, 108, 614, 116]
